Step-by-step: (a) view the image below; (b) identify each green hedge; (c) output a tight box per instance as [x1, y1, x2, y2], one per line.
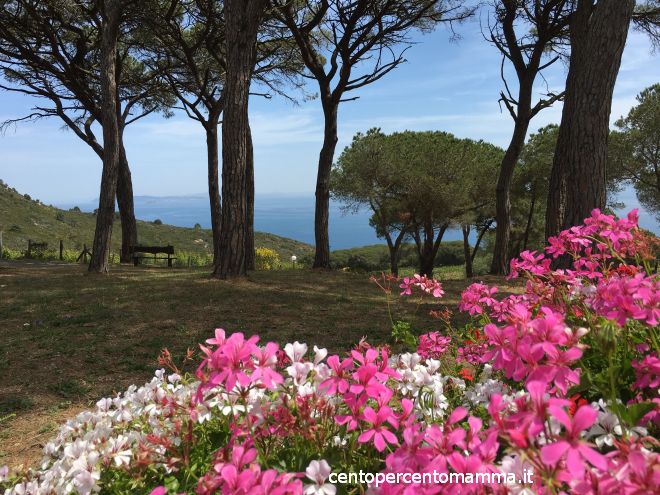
[330, 241, 470, 272]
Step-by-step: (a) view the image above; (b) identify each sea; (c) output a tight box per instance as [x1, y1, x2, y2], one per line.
[58, 194, 461, 249]
[58, 191, 658, 250]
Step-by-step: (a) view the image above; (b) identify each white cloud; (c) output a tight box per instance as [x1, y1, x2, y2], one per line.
[132, 108, 324, 147]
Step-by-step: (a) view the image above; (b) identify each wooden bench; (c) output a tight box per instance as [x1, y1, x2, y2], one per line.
[129, 245, 176, 267]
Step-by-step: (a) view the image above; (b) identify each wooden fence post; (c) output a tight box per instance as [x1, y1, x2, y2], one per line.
[27, 239, 32, 258]
[0, 230, 3, 259]
[59, 240, 64, 260]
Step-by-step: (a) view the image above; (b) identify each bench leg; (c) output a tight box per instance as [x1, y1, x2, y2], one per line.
[168, 256, 172, 267]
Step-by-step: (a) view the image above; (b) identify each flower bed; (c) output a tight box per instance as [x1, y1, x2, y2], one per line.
[2, 209, 659, 494]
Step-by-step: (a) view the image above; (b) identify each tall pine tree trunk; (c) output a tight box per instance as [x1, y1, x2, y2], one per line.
[116, 129, 138, 262]
[414, 222, 448, 278]
[245, 121, 255, 271]
[81, 130, 136, 263]
[490, 80, 533, 275]
[546, 0, 634, 238]
[522, 185, 537, 252]
[313, 98, 338, 269]
[384, 231, 405, 277]
[387, 245, 399, 277]
[214, 0, 265, 279]
[89, 0, 121, 273]
[206, 119, 222, 266]
[462, 224, 474, 278]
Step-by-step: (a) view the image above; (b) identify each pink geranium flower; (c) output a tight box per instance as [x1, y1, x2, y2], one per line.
[319, 355, 353, 395]
[541, 404, 608, 478]
[358, 406, 399, 452]
[632, 353, 660, 390]
[251, 342, 284, 389]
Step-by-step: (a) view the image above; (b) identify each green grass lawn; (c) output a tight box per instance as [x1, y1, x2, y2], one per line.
[0, 261, 515, 469]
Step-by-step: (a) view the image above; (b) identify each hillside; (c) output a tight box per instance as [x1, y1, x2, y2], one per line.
[0, 182, 313, 260]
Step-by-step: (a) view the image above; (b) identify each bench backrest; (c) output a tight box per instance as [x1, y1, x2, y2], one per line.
[130, 245, 174, 255]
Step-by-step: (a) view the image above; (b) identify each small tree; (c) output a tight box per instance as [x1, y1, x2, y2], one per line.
[486, 0, 571, 275]
[90, 0, 122, 273]
[146, 0, 303, 270]
[608, 84, 660, 222]
[271, 0, 473, 269]
[332, 129, 413, 276]
[334, 130, 502, 277]
[404, 132, 502, 277]
[456, 139, 502, 277]
[0, 0, 173, 263]
[145, 0, 227, 267]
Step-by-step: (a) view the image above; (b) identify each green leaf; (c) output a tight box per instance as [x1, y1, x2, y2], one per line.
[622, 402, 656, 427]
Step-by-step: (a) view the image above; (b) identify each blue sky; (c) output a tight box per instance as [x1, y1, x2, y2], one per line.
[0, 17, 658, 223]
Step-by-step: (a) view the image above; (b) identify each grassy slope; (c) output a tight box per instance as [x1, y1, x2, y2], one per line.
[0, 183, 313, 259]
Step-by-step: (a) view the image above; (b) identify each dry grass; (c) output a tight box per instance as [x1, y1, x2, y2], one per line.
[0, 260, 515, 470]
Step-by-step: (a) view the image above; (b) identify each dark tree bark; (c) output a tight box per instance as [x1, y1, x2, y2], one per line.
[245, 121, 255, 271]
[384, 229, 406, 277]
[521, 185, 537, 252]
[490, 104, 532, 275]
[314, 98, 339, 269]
[412, 222, 448, 278]
[64, 122, 138, 264]
[116, 130, 138, 262]
[462, 224, 474, 278]
[487, 1, 569, 275]
[205, 119, 222, 266]
[472, 220, 492, 264]
[546, 0, 634, 238]
[214, 0, 266, 279]
[89, 0, 121, 273]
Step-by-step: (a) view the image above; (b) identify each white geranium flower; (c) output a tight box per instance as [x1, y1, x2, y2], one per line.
[587, 410, 621, 447]
[425, 358, 441, 374]
[499, 455, 536, 495]
[72, 468, 101, 495]
[332, 436, 347, 447]
[313, 345, 328, 364]
[287, 361, 314, 386]
[398, 353, 422, 370]
[304, 459, 336, 495]
[284, 341, 308, 362]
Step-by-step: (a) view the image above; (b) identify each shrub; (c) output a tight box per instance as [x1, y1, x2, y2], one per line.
[434, 240, 465, 266]
[153, 219, 163, 225]
[346, 254, 373, 272]
[173, 251, 213, 267]
[1, 247, 23, 260]
[69, 206, 81, 212]
[255, 247, 280, 270]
